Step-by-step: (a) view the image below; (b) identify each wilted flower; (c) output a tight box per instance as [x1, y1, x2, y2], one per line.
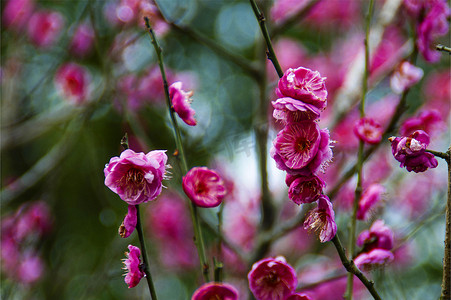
[390, 61, 423, 94]
[69, 23, 95, 57]
[248, 256, 297, 300]
[357, 220, 394, 251]
[357, 184, 385, 221]
[182, 167, 226, 208]
[272, 121, 333, 175]
[119, 205, 137, 238]
[55, 63, 90, 105]
[389, 130, 438, 173]
[286, 173, 326, 205]
[354, 249, 394, 272]
[277, 67, 328, 111]
[122, 245, 144, 288]
[104, 149, 168, 205]
[192, 282, 239, 300]
[27, 10, 64, 48]
[272, 97, 321, 123]
[353, 117, 383, 144]
[304, 195, 337, 243]
[169, 81, 197, 126]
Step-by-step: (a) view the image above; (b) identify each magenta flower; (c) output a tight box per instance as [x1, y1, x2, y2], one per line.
[55, 63, 90, 105]
[169, 81, 197, 126]
[248, 256, 297, 300]
[285, 174, 326, 205]
[357, 220, 394, 251]
[417, 0, 450, 62]
[277, 67, 328, 111]
[390, 61, 424, 94]
[357, 184, 385, 221]
[69, 23, 95, 57]
[104, 149, 168, 205]
[192, 282, 239, 300]
[272, 121, 333, 175]
[119, 205, 137, 238]
[285, 293, 312, 300]
[354, 249, 394, 272]
[3, 0, 34, 32]
[122, 245, 144, 288]
[389, 130, 438, 173]
[27, 10, 64, 48]
[353, 117, 383, 145]
[272, 97, 321, 123]
[18, 254, 44, 284]
[182, 167, 226, 208]
[304, 195, 337, 243]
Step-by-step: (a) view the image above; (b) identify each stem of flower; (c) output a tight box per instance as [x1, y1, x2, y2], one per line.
[143, 17, 210, 282]
[331, 235, 382, 300]
[426, 149, 450, 161]
[249, 0, 284, 78]
[345, 1, 373, 298]
[135, 205, 158, 300]
[440, 147, 451, 299]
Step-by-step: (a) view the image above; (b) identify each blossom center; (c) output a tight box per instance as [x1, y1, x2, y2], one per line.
[265, 270, 280, 285]
[295, 138, 310, 152]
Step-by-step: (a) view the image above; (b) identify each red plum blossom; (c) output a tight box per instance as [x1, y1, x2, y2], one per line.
[390, 61, 424, 94]
[69, 23, 95, 57]
[354, 249, 394, 272]
[169, 81, 197, 126]
[119, 205, 137, 238]
[192, 282, 239, 300]
[353, 117, 383, 145]
[304, 195, 337, 242]
[357, 220, 394, 251]
[285, 293, 312, 300]
[183, 167, 226, 208]
[272, 97, 321, 123]
[285, 173, 326, 205]
[357, 183, 385, 221]
[55, 63, 90, 105]
[27, 10, 64, 48]
[104, 149, 168, 205]
[3, 0, 35, 32]
[122, 245, 144, 288]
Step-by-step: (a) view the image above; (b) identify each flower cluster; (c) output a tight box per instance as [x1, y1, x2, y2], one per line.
[389, 130, 438, 173]
[270, 67, 336, 243]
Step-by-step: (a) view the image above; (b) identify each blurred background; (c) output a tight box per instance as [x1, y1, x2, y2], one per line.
[1, 0, 450, 299]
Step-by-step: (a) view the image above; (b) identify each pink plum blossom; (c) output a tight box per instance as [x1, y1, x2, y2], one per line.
[272, 97, 321, 123]
[400, 109, 444, 137]
[169, 81, 197, 126]
[248, 256, 297, 300]
[104, 149, 168, 205]
[122, 245, 144, 288]
[354, 249, 394, 272]
[27, 11, 64, 48]
[183, 167, 226, 208]
[357, 184, 385, 221]
[55, 63, 90, 105]
[357, 220, 394, 251]
[389, 130, 438, 173]
[353, 117, 383, 145]
[119, 205, 137, 238]
[277, 67, 328, 111]
[304, 195, 337, 243]
[3, 0, 35, 32]
[192, 282, 239, 300]
[285, 293, 312, 300]
[272, 121, 333, 175]
[285, 173, 326, 205]
[69, 23, 95, 57]
[390, 61, 424, 94]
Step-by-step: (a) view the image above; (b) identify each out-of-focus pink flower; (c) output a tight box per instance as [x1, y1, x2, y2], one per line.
[400, 109, 444, 137]
[285, 173, 325, 205]
[270, 0, 309, 23]
[69, 23, 95, 57]
[277, 67, 328, 111]
[104, 149, 168, 205]
[417, 0, 450, 62]
[304, 195, 337, 243]
[354, 249, 394, 272]
[353, 117, 383, 145]
[285, 293, 312, 300]
[248, 256, 297, 300]
[390, 61, 424, 94]
[17, 254, 43, 284]
[3, 0, 34, 32]
[15, 201, 52, 240]
[123, 245, 144, 288]
[357, 220, 394, 251]
[169, 81, 197, 126]
[55, 63, 90, 105]
[272, 97, 321, 123]
[119, 205, 137, 238]
[423, 69, 450, 120]
[182, 167, 226, 208]
[389, 130, 438, 173]
[27, 11, 64, 48]
[192, 282, 239, 300]
[272, 121, 333, 175]
[357, 184, 385, 221]
[304, 0, 361, 31]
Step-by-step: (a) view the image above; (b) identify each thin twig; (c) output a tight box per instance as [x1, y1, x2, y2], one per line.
[436, 44, 451, 54]
[441, 147, 451, 300]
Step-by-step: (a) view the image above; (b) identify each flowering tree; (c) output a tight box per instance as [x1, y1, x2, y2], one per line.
[1, 0, 450, 299]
